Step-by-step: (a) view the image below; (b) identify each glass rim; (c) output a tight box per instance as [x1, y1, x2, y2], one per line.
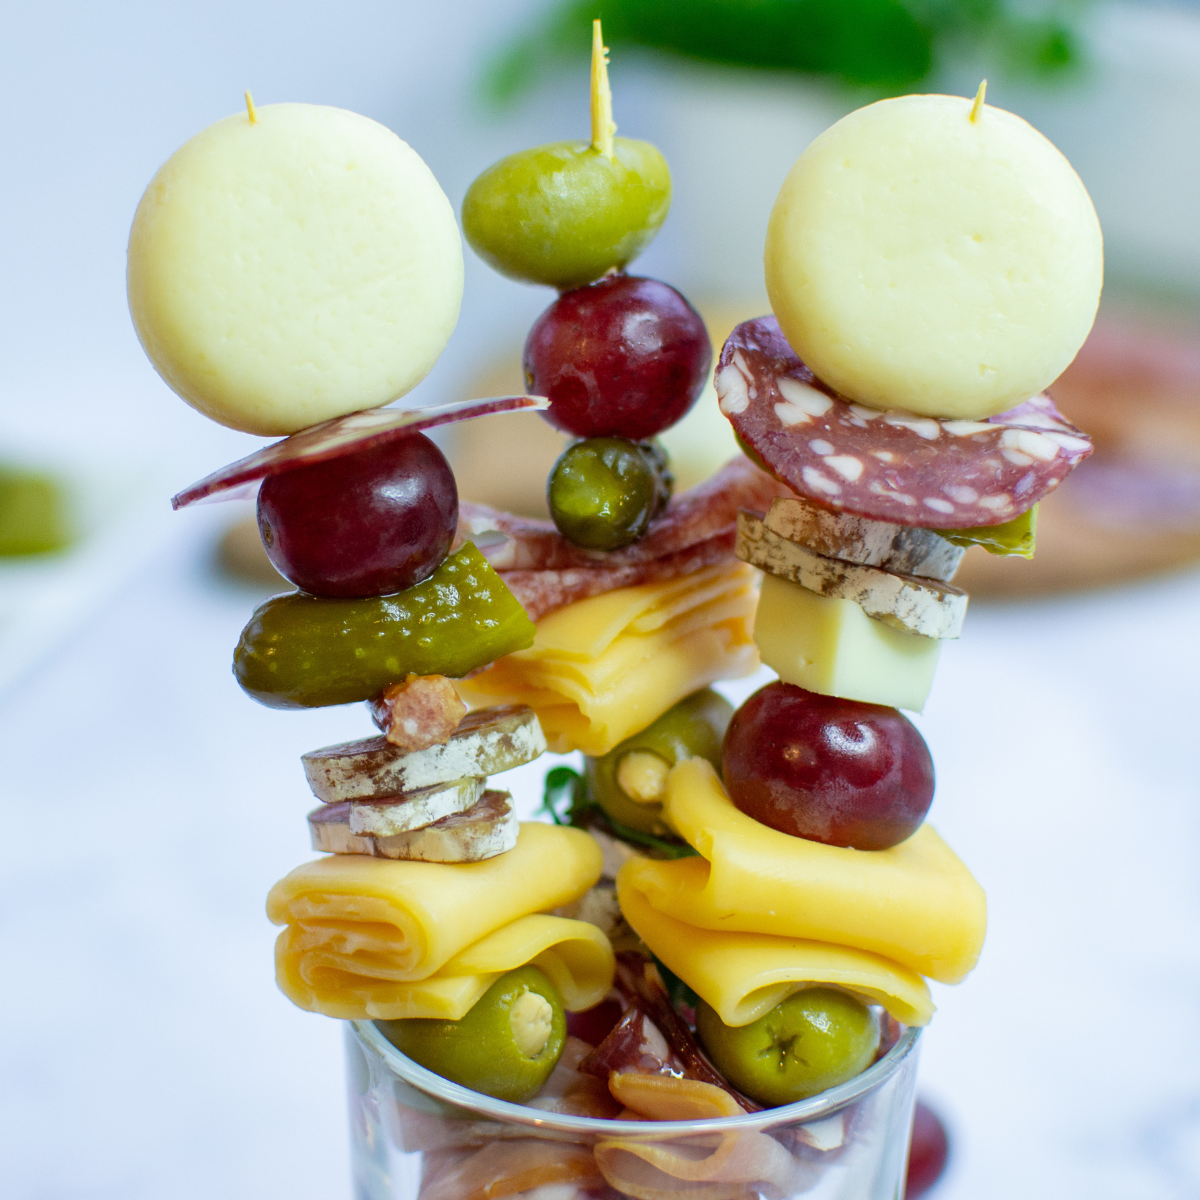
[349, 1018, 921, 1138]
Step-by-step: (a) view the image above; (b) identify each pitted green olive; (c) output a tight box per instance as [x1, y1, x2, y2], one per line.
[462, 139, 670, 289]
[376, 966, 566, 1103]
[585, 688, 733, 836]
[696, 988, 880, 1106]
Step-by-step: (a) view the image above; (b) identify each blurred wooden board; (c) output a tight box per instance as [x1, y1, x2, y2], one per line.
[959, 319, 1200, 597]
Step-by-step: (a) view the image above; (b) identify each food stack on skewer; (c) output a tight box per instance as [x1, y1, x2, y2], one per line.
[127, 25, 1103, 1198]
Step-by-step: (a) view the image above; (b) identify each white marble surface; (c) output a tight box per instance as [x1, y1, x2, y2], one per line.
[0, 502, 1196, 1199]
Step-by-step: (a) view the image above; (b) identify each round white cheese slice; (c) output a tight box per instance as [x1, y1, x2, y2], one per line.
[128, 102, 463, 436]
[764, 93, 1103, 420]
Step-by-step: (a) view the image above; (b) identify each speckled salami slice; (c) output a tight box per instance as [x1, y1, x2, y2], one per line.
[458, 456, 791, 571]
[171, 395, 548, 510]
[716, 317, 1093, 528]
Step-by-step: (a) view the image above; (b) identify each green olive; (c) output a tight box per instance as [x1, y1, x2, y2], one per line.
[462, 139, 671, 289]
[585, 688, 733, 836]
[695, 989, 880, 1107]
[377, 966, 566, 1104]
[547, 437, 672, 551]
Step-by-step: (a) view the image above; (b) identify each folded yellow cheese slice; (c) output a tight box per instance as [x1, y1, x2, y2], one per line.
[266, 822, 602, 981]
[458, 564, 759, 756]
[641, 759, 986, 983]
[275, 912, 614, 1020]
[619, 868, 933, 1027]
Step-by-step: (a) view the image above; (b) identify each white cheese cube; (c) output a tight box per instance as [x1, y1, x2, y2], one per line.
[754, 573, 941, 711]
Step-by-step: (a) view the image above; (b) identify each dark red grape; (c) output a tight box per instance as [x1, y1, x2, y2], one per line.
[524, 275, 712, 440]
[566, 998, 623, 1047]
[256, 433, 457, 598]
[722, 682, 934, 851]
[906, 1100, 950, 1197]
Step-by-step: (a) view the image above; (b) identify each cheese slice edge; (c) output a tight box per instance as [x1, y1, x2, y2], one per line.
[618, 870, 934, 1027]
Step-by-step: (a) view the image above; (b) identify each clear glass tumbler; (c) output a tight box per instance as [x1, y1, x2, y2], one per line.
[345, 1018, 921, 1200]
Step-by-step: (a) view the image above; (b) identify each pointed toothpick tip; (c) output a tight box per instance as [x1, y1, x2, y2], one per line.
[244, 90, 258, 124]
[969, 80, 987, 124]
[590, 18, 616, 159]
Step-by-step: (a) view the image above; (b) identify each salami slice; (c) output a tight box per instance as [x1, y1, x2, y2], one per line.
[452, 456, 793, 621]
[716, 317, 1093, 528]
[458, 456, 791, 571]
[171, 395, 547, 510]
[499, 533, 737, 622]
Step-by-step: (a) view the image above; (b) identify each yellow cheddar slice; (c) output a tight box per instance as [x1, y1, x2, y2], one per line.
[618, 878, 933, 1027]
[275, 913, 614, 1020]
[266, 823, 602, 982]
[755, 572, 941, 712]
[459, 564, 759, 755]
[639, 759, 985, 983]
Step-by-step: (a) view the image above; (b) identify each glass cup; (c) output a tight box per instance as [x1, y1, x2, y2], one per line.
[345, 1018, 921, 1200]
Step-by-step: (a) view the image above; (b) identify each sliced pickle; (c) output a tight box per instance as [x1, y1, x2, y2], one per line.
[233, 544, 535, 709]
[941, 505, 1038, 558]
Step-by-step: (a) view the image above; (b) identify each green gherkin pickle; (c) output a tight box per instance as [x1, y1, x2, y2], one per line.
[233, 543, 535, 709]
[462, 139, 671, 290]
[377, 966, 566, 1103]
[585, 688, 733, 837]
[942, 504, 1038, 558]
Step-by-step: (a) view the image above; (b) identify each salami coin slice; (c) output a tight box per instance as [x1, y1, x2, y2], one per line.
[172, 395, 547, 509]
[717, 317, 1092, 529]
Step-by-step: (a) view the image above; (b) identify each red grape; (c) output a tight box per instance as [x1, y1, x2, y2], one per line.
[524, 275, 712, 440]
[722, 682, 934, 851]
[906, 1100, 950, 1197]
[256, 432, 457, 598]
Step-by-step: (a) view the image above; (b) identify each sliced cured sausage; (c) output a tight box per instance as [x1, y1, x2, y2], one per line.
[497, 532, 737, 623]
[456, 456, 793, 620]
[172, 395, 546, 509]
[717, 317, 1092, 528]
[457, 455, 790, 571]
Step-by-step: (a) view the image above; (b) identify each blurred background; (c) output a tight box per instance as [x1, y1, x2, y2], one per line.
[1, 2, 1198, 1197]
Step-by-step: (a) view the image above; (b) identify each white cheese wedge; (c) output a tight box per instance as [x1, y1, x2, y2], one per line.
[764, 94, 1102, 420]
[755, 572, 941, 711]
[128, 103, 463, 436]
[309, 789, 518, 863]
[738, 512, 967, 639]
[762, 496, 963, 582]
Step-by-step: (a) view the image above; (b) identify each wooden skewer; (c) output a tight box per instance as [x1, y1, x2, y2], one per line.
[969, 80, 987, 124]
[590, 19, 616, 158]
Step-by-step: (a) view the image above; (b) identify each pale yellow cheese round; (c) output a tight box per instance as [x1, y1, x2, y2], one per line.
[128, 103, 463, 435]
[764, 94, 1103, 420]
